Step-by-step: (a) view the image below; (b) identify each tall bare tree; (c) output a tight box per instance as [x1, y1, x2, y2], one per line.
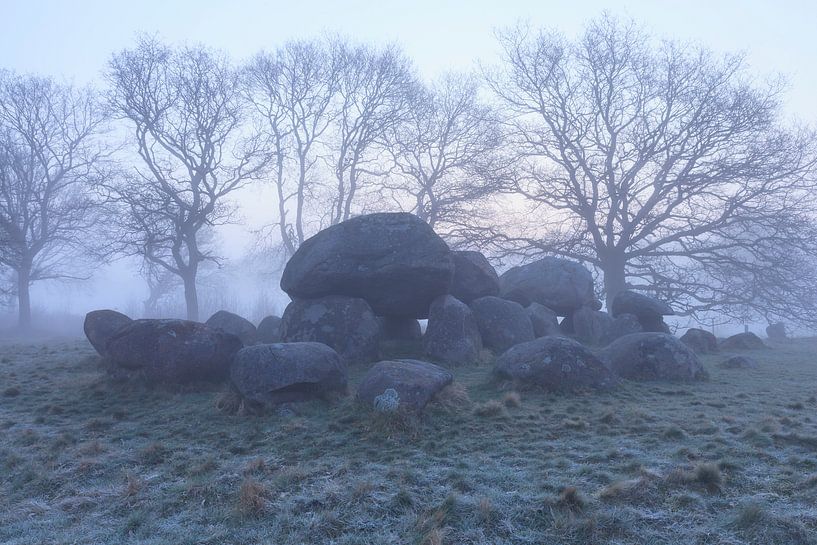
[330, 42, 416, 224]
[383, 72, 505, 231]
[244, 40, 339, 256]
[0, 72, 107, 330]
[484, 15, 817, 321]
[105, 37, 268, 321]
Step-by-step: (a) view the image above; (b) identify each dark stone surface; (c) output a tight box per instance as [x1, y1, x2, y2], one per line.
[380, 316, 422, 341]
[280, 212, 453, 318]
[423, 295, 482, 366]
[494, 336, 618, 392]
[602, 313, 643, 345]
[680, 328, 718, 354]
[206, 310, 257, 346]
[231, 342, 347, 404]
[601, 333, 708, 382]
[281, 296, 381, 365]
[469, 296, 535, 354]
[572, 307, 614, 346]
[449, 250, 500, 304]
[256, 315, 283, 344]
[499, 257, 595, 316]
[105, 319, 242, 383]
[766, 323, 787, 341]
[719, 355, 759, 369]
[357, 359, 453, 412]
[527, 303, 561, 338]
[610, 290, 674, 320]
[84, 309, 133, 356]
[720, 332, 767, 350]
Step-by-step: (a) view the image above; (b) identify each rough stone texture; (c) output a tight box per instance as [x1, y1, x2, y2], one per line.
[357, 359, 454, 412]
[766, 323, 787, 341]
[449, 250, 500, 303]
[680, 328, 718, 354]
[494, 336, 618, 392]
[83, 309, 133, 356]
[499, 257, 595, 316]
[469, 296, 535, 354]
[105, 319, 242, 383]
[572, 307, 614, 346]
[280, 212, 453, 318]
[205, 310, 257, 346]
[720, 332, 767, 350]
[281, 296, 381, 365]
[423, 295, 482, 366]
[256, 315, 283, 344]
[719, 355, 758, 369]
[379, 316, 422, 341]
[230, 342, 347, 405]
[601, 333, 708, 382]
[610, 290, 674, 320]
[602, 313, 643, 345]
[527, 303, 561, 338]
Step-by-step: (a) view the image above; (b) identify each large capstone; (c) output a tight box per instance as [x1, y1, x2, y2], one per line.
[494, 336, 618, 392]
[256, 315, 283, 344]
[231, 342, 347, 405]
[680, 328, 718, 354]
[527, 303, 561, 338]
[610, 290, 673, 332]
[572, 307, 614, 346]
[601, 333, 708, 381]
[449, 250, 500, 303]
[205, 310, 257, 346]
[766, 323, 787, 341]
[83, 309, 133, 357]
[105, 319, 242, 383]
[280, 296, 381, 365]
[423, 295, 482, 366]
[720, 332, 767, 350]
[280, 212, 454, 318]
[469, 296, 535, 353]
[499, 257, 594, 316]
[357, 359, 454, 412]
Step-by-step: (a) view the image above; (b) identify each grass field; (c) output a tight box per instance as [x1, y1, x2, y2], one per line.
[1, 336, 817, 544]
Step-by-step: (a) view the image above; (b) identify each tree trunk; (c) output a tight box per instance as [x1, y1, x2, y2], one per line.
[182, 273, 199, 322]
[17, 266, 31, 331]
[602, 254, 627, 310]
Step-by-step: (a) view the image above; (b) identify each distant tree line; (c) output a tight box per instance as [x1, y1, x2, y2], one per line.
[1, 14, 815, 329]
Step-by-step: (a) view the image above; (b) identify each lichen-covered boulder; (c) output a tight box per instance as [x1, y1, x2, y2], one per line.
[527, 303, 560, 338]
[602, 313, 643, 345]
[601, 333, 708, 381]
[380, 316, 422, 341]
[423, 295, 482, 365]
[256, 315, 283, 344]
[357, 359, 453, 412]
[105, 319, 242, 383]
[680, 328, 718, 354]
[230, 342, 347, 405]
[449, 250, 500, 303]
[494, 336, 618, 392]
[470, 296, 535, 353]
[499, 257, 595, 316]
[719, 355, 758, 369]
[572, 307, 614, 346]
[83, 309, 133, 356]
[280, 212, 453, 318]
[720, 332, 767, 350]
[766, 323, 787, 341]
[610, 290, 673, 332]
[206, 310, 257, 346]
[281, 296, 381, 365]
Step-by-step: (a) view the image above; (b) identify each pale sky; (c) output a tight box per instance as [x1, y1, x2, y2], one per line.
[1, 0, 815, 321]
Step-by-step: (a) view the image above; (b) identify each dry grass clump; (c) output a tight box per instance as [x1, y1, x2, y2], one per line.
[215, 386, 263, 416]
[432, 382, 472, 412]
[474, 399, 507, 418]
[666, 462, 723, 493]
[363, 406, 421, 439]
[3, 386, 20, 397]
[555, 486, 586, 512]
[237, 478, 267, 516]
[502, 391, 522, 407]
[123, 471, 143, 498]
[243, 457, 267, 475]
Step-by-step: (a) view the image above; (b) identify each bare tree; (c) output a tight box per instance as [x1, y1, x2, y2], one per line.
[244, 40, 339, 256]
[105, 37, 268, 321]
[0, 72, 107, 330]
[383, 72, 505, 231]
[330, 42, 416, 224]
[484, 15, 817, 322]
